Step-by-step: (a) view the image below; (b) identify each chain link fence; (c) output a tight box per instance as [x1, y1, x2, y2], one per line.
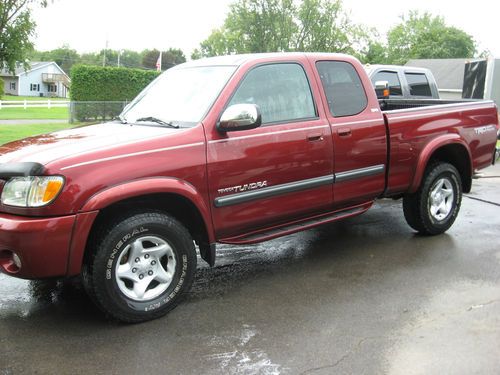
[69, 101, 129, 123]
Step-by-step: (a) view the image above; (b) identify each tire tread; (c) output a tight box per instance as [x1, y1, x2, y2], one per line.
[83, 210, 196, 323]
[403, 161, 462, 235]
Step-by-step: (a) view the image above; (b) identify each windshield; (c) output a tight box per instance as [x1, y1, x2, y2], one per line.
[121, 65, 237, 125]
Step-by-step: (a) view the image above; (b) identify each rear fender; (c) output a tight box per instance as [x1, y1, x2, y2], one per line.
[409, 134, 472, 193]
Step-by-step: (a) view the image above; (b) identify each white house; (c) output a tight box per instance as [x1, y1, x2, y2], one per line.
[1, 61, 70, 98]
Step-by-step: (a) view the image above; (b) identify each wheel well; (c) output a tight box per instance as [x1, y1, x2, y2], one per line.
[85, 193, 210, 262]
[428, 144, 472, 193]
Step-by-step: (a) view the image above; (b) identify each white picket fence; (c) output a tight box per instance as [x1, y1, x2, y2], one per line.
[0, 100, 70, 109]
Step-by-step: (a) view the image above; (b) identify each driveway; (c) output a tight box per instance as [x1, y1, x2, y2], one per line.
[0, 119, 68, 125]
[1, 164, 499, 374]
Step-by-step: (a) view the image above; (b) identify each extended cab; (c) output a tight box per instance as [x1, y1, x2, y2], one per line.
[0, 53, 498, 322]
[366, 64, 440, 99]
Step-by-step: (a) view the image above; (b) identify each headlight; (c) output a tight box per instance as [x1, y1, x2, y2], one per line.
[1, 176, 64, 207]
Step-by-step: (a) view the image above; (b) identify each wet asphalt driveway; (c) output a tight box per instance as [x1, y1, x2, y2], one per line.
[1, 164, 499, 375]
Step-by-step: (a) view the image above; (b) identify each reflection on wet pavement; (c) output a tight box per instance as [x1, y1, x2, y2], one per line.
[0, 275, 100, 321]
[1, 180, 499, 374]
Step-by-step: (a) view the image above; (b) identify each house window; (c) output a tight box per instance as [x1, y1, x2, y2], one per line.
[30, 83, 40, 91]
[10, 82, 16, 90]
[48, 84, 57, 93]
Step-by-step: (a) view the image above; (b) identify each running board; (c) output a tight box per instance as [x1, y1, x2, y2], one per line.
[219, 201, 373, 245]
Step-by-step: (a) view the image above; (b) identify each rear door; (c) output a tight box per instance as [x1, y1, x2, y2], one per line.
[312, 59, 387, 208]
[206, 60, 334, 238]
[403, 71, 437, 98]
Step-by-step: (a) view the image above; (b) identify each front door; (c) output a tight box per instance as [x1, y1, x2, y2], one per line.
[206, 61, 334, 238]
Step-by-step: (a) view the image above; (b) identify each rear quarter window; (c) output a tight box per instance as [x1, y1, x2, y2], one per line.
[405, 72, 432, 97]
[316, 61, 367, 117]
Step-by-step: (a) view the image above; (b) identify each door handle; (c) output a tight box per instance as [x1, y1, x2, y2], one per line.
[337, 127, 352, 137]
[307, 133, 324, 142]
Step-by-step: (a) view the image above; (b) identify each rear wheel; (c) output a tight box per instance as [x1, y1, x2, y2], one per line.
[83, 211, 197, 323]
[403, 162, 462, 235]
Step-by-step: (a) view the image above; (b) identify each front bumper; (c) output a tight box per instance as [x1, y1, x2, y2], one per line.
[0, 213, 75, 279]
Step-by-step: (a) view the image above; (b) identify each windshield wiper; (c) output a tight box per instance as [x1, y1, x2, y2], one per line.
[116, 114, 127, 124]
[135, 116, 179, 128]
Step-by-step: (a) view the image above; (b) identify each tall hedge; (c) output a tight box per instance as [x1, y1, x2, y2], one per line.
[70, 65, 160, 101]
[69, 65, 160, 121]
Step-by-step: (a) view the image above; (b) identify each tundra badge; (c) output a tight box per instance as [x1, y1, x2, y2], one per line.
[218, 181, 268, 194]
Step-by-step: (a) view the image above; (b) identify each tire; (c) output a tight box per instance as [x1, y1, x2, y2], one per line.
[403, 162, 462, 235]
[83, 211, 197, 323]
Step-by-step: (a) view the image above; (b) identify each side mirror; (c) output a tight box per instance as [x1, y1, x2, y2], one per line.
[217, 104, 262, 132]
[374, 80, 390, 99]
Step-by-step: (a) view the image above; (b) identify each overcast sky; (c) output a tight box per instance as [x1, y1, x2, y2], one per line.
[32, 0, 498, 57]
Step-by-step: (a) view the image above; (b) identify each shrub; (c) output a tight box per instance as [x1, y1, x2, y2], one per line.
[70, 65, 159, 121]
[0, 78, 4, 99]
[70, 65, 159, 101]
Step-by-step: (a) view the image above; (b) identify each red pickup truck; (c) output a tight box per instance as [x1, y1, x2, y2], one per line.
[1, 53, 498, 322]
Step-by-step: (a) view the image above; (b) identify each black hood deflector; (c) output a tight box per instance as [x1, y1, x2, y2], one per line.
[0, 162, 45, 180]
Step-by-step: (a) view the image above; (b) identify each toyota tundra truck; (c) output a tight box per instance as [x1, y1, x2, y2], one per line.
[0, 53, 498, 322]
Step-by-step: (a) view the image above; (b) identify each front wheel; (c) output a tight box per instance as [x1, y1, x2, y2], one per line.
[403, 162, 462, 235]
[83, 211, 197, 323]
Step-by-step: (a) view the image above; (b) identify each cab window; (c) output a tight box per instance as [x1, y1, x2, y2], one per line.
[228, 63, 317, 124]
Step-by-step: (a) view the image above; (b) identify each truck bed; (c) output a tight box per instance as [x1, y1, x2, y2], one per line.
[381, 99, 498, 196]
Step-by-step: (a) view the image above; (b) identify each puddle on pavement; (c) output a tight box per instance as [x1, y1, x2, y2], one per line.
[0, 230, 318, 321]
[0, 274, 98, 320]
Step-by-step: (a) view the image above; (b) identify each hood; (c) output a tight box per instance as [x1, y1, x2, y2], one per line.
[0, 122, 178, 166]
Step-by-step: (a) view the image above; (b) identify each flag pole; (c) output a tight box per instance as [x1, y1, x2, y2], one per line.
[156, 51, 162, 72]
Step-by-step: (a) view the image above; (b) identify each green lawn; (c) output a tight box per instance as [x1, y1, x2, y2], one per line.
[0, 123, 74, 145]
[0, 106, 69, 119]
[1, 95, 67, 101]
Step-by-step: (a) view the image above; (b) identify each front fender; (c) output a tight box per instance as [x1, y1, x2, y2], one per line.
[409, 134, 472, 193]
[80, 177, 209, 214]
[66, 177, 214, 276]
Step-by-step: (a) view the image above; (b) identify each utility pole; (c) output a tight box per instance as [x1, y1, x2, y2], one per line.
[103, 39, 108, 67]
[118, 49, 124, 67]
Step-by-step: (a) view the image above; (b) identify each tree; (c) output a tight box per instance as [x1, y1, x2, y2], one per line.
[118, 49, 142, 69]
[196, 0, 366, 57]
[29, 44, 80, 73]
[223, 0, 296, 53]
[362, 41, 388, 64]
[0, 0, 48, 74]
[79, 51, 102, 66]
[196, 28, 239, 57]
[77, 49, 143, 69]
[387, 11, 476, 65]
[294, 0, 364, 55]
[141, 48, 186, 70]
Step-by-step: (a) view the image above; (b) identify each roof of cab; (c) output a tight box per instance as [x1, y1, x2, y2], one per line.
[364, 64, 432, 75]
[178, 52, 356, 68]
